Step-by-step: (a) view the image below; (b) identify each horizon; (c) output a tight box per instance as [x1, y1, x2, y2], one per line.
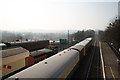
[0, 0, 119, 32]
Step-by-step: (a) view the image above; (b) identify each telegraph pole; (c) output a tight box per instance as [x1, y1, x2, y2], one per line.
[68, 30, 69, 47]
[118, 1, 120, 19]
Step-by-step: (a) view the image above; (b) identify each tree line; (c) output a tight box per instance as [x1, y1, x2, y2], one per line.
[99, 18, 120, 51]
[70, 30, 95, 43]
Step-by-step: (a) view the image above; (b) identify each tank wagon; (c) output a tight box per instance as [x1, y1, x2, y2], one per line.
[8, 37, 93, 79]
[3, 40, 49, 51]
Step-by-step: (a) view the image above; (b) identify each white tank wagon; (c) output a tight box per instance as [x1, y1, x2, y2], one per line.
[0, 47, 29, 78]
[8, 37, 93, 79]
[8, 49, 79, 79]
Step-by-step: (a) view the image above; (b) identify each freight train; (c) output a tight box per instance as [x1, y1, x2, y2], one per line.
[8, 37, 93, 79]
[0, 47, 55, 79]
[1, 40, 49, 51]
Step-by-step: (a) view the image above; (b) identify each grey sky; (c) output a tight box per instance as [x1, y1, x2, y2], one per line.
[0, 0, 119, 32]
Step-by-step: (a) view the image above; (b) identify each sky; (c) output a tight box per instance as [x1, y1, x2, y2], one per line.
[0, 0, 119, 32]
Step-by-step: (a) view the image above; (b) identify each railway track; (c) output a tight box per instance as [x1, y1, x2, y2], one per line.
[86, 40, 97, 79]
[85, 40, 101, 80]
[71, 39, 101, 79]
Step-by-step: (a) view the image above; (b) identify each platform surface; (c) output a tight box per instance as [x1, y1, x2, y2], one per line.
[101, 42, 120, 79]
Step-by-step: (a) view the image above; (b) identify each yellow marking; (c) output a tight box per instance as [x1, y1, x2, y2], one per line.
[109, 67, 115, 80]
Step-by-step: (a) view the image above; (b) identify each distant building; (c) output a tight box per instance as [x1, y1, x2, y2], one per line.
[118, 1, 120, 19]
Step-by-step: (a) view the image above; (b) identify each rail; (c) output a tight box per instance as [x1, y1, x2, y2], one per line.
[85, 40, 96, 80]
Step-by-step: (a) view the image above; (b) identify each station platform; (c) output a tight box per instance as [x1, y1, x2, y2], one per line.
[101, 42, 120, 79]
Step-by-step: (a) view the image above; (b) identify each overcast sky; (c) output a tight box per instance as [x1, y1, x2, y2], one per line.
[0, 0, 119, 32]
